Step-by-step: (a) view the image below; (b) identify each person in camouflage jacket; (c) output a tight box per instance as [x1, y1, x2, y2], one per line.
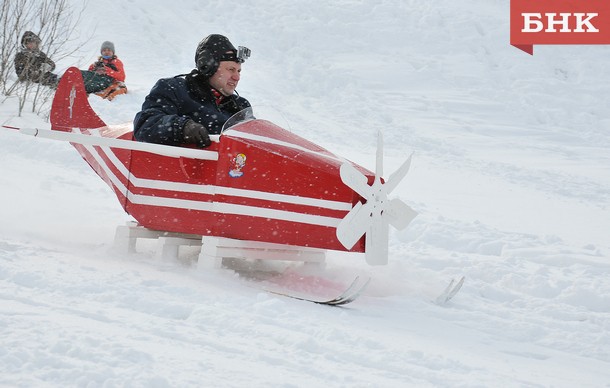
[14, 31, 58, 88]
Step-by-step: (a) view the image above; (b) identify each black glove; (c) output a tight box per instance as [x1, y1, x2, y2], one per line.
[183, 119, 211, 148]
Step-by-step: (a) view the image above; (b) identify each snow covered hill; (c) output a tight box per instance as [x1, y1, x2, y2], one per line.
[1, 1, 609, 386]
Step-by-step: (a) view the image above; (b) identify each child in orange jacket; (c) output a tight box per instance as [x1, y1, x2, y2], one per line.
[81, 41, 127, 100]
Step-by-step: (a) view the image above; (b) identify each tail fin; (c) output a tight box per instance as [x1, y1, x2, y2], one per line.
[49, 67, 130, 212]
[50, 67, 106, 131]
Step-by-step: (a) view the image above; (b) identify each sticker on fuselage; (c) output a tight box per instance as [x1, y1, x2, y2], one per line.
[228, 153, 247, 178]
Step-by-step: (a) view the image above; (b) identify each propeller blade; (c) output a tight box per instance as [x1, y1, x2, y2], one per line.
[365, 213, 389, 265]
[375, 130, 384, 179]
[340, 162, 372, 199]
[383, 198, 418, 230]
[384, 152, 413, 195]
[336, 201, 371, 250]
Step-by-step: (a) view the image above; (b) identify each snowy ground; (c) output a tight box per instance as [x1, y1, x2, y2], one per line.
[1, 1, 610, 386]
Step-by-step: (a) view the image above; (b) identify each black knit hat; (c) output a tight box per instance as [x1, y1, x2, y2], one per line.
[195, 34, 238, 78]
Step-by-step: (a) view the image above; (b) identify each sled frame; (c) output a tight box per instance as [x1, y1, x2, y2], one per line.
[113, 222, 327, 269]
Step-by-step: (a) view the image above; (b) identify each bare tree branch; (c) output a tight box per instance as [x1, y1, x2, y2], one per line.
[0, 0, 92, 117]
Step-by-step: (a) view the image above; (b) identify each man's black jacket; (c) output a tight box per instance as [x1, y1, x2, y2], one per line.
[134, 71, 250, 145]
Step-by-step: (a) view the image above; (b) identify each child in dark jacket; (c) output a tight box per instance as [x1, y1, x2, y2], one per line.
[80, 41, 127, 100]
[14, 31, 59, 88]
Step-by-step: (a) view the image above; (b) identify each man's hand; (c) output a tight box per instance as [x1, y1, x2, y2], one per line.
[183, 120, 211, 148]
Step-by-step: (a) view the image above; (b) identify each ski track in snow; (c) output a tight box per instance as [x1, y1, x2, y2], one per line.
[1, 0, 610, 386]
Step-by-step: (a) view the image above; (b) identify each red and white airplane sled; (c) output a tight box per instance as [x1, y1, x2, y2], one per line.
[12, 67, 417, 269]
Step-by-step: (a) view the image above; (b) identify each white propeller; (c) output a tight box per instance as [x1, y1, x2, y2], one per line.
[336, 131, 418, 265]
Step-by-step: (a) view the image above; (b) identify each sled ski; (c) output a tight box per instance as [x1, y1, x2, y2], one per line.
[435, 276, 465, 305]
[265, 275, 371, 306]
